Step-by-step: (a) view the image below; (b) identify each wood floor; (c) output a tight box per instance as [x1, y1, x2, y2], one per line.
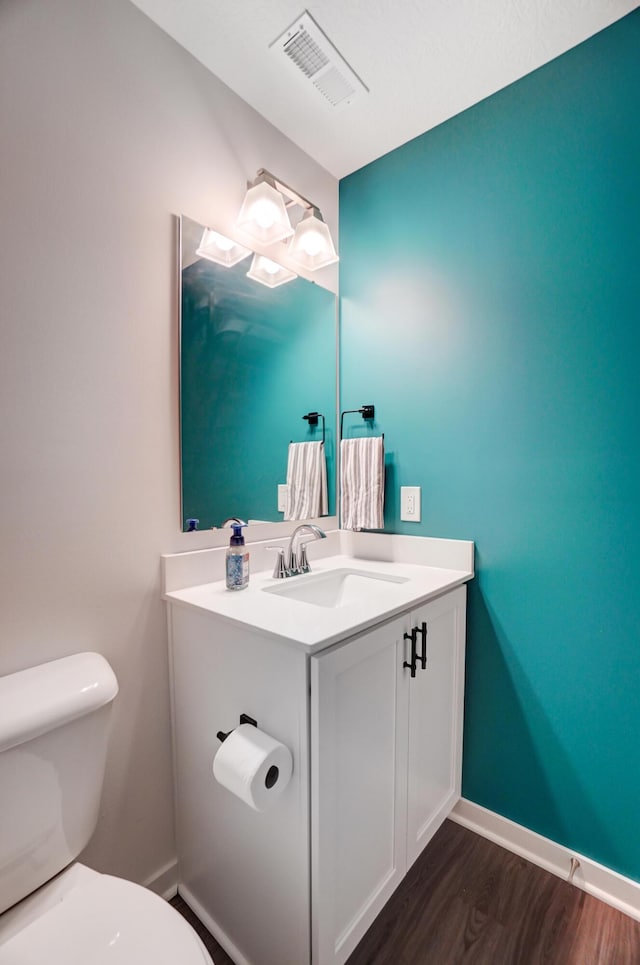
[171, 894, 236, 965]
[346, 821, 640, 965]
[171, 819, 640, 965]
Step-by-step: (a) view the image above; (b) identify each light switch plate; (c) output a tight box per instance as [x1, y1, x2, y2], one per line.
[400, 486, 421, 522]
[277, 484, 289, 513]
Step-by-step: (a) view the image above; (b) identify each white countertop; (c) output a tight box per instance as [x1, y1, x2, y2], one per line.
[164, 543, 473, 652]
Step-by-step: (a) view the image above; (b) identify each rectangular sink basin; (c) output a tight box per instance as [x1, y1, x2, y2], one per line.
[262, 568, 409, 609]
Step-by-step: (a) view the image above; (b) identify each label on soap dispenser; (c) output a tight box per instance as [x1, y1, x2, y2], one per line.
[226, 551, 249, 590]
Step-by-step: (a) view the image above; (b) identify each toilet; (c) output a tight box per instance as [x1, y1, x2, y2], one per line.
[0, 652, 214, 964]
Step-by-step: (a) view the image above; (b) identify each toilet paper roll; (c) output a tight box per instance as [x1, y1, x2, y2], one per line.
[212, 723, 293, 811]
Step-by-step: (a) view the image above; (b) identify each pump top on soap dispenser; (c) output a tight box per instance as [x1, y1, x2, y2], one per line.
[225, 520, 249, 591]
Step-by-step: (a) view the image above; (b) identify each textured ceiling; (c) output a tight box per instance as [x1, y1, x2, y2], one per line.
[129, 0, 637, 179]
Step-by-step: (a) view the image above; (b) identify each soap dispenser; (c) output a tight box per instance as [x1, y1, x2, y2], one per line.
[226, 521, 249, 591]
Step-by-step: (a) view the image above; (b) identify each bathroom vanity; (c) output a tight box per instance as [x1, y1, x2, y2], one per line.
[163, 532, 473, 965]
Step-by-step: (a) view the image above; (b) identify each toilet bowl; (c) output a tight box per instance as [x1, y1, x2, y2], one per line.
[0, 653, 214, 964]
[0, 864, 212, 964]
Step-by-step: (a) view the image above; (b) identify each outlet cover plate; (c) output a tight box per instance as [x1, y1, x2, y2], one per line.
[400, 486, 421, 522]
[278, 484, 289, 513]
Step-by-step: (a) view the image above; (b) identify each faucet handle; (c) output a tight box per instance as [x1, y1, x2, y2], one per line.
[298, 543, 311, 574]
[265, 545, 290, 579]
[287, 547, 300, 576]
[297, 535, 323, 574]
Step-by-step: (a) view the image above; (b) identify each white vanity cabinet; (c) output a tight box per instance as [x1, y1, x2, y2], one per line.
[164, 539, 472, 965]
[310, 586, 466, 965]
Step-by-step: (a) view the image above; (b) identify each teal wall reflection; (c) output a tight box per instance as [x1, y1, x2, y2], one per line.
[181, 244, 336, 529]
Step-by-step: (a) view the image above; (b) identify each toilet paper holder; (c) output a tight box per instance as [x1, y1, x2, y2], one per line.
[216, 713, 257, 743]
[215, 714, 283, 793]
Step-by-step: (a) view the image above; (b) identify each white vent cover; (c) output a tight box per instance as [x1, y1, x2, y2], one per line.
[270, 10, 368, 111]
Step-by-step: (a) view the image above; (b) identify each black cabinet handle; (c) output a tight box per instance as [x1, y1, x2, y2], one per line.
[403, 629, 418, 678]
[418, 621, 428, 670]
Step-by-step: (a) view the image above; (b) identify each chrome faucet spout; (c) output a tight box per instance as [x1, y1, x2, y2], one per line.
[286, 524, 327, 576]
[291, 523, 326, 542]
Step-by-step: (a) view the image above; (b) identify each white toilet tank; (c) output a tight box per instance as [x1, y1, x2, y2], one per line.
[0, 653, 119, 914]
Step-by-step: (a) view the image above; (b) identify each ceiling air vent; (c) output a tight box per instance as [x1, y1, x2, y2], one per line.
[270, 10, 368, 111]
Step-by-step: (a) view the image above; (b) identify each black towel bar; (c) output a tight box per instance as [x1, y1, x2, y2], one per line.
[290, 411, 326, 445]
[340, 405, 380, 440]
[303, 411, 325, 445]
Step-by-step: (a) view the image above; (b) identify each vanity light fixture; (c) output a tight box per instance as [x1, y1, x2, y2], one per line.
[237, 168, 338, 271]
[246, 253, 298, 289]
[288, 208, 338, 271]
[236, 173, 294, 245]
[195, 228, 252, 267]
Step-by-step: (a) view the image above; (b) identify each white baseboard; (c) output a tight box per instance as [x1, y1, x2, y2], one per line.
[178, 884, 252, 965]
[144, 858, 179, 900]
[450, 798, 640, 923]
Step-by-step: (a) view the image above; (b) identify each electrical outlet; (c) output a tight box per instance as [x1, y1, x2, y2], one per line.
[277, 484, 289, 513]
[400, 486, 421, 522]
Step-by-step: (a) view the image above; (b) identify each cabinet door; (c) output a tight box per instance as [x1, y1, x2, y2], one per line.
[311, 617, 408, 965]
[405, 586, 466, 869]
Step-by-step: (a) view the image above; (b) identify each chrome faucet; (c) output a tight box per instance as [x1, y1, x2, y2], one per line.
[265, 524, 327, 579]
[287, 524, 327, 576]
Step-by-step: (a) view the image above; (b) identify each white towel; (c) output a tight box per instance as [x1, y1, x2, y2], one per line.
[284, 441, 328, 521]
[340, 436, 385, 531]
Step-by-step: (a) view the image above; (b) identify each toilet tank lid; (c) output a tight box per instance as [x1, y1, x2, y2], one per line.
[0, 652, 119, 753]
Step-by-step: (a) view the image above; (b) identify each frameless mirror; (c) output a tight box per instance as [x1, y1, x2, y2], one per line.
[179, 215, 337, 531]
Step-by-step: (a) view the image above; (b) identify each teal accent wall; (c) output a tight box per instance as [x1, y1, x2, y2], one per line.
[340, 12, 640, 881]
[181, 259, 336, 529]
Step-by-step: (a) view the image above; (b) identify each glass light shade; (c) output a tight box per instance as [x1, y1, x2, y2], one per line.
[246, 254, 297, 289]
[288, 212, 339, 270]
[195, 229, 252, 267]
[236, 181, 294, 245]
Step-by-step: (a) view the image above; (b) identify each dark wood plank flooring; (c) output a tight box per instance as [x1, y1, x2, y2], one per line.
[172, 819, 640, 964]
[346, 820, 640, 965]
[171, 894, 236, 965]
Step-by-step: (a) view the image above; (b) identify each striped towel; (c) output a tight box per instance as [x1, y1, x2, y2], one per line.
[284, 441, 328, 521]
[340, 436, 385, 530]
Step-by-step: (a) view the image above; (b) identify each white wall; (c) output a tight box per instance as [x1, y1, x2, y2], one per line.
[0, 0, 338, 886]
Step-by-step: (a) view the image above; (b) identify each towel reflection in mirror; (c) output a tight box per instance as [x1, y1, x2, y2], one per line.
[284, 442, 328, 520]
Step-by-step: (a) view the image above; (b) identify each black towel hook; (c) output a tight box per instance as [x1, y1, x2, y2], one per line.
[291, 411, 326, 445]
[340, 404, 376, 440]
[303, 411, 326, 445]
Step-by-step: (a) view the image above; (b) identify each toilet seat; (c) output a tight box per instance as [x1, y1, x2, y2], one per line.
[0, 863, 213, 964]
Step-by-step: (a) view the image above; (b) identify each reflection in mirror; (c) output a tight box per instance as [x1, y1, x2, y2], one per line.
[180, 215, 337, 532]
